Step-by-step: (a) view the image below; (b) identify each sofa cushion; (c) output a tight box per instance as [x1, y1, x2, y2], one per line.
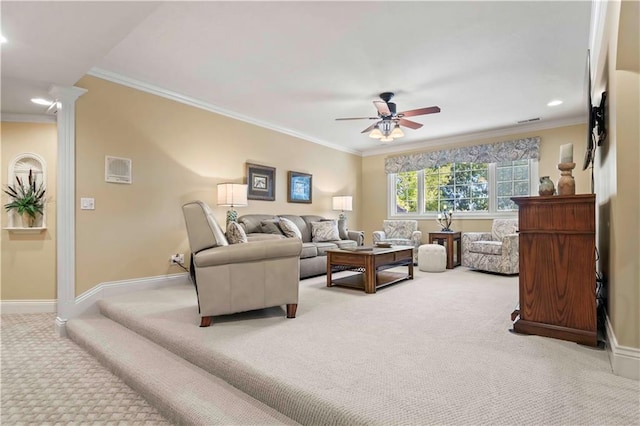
[300, 243, 319, 259]
[337, 218, 349, 240]
[333, 239, 357, 250]
[282, 215, 313, 242]
[260, 219, 284, 235]
[226, 221, 248, 244]
[311, 220, 340, 242]
[320, 218, 348, 240]
[469, 241, 503, 255]
[315, 242, 338, 256]
[279, 217, 302, 239]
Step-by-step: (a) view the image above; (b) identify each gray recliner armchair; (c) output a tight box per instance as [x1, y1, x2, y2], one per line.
[182, 201, 302, 327]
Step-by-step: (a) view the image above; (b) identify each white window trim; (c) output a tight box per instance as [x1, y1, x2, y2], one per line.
[387, 160, 538, 219]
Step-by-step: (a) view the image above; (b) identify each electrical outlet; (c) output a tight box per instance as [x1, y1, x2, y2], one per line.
[170, 253, 184, 265]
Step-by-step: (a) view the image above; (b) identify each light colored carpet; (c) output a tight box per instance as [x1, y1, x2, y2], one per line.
[0, 313, 170, 425]
[90, 267, 640, 425]
[67, 314, 300, 425]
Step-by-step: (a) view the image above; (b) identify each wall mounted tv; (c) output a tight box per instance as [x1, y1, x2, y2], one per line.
[582, 50, 607, 172]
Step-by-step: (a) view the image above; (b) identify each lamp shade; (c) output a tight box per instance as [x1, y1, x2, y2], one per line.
[390, 124, 404, 138]
[217, 183, 248, 207]
[369, 127, 383, 139]
[332, 196, 353, 212]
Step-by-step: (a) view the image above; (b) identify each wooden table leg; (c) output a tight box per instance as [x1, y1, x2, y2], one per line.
[326, 253, 333, 287]
[364, 254, 376, 293]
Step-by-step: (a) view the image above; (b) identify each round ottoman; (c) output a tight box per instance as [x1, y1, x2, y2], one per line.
[418, 244, 447, 272]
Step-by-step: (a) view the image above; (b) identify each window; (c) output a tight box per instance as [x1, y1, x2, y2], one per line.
[390, 159, 536, 217]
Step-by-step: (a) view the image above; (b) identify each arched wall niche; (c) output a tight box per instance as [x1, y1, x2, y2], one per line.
[5, 152, 47, 231]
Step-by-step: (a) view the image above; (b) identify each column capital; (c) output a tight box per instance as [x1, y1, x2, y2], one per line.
[49, 85, 87, 103]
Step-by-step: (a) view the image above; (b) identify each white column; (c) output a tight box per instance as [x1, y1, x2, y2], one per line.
[49, 85, 87, 336]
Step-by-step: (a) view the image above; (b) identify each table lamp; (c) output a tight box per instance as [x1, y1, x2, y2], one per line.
[332, 195, 353, 220]
[217, 183, 248, 226]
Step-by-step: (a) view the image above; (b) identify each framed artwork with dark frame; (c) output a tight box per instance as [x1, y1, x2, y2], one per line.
[287, 171, 312, 204]
[246, 163, 276, 201]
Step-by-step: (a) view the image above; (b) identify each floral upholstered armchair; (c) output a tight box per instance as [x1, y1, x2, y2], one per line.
[373, 220, 422, 263]
[462, 218, 519, 275]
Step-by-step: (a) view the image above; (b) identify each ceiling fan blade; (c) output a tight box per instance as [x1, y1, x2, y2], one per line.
[360, 122, 379, 133]
[335, 116, 379, 121]
[399, 106, 441, 117]
[373, 100, 391, 116]
[398, 118, 423, 129]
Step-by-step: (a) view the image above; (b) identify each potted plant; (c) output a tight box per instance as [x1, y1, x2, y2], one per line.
[3, 169, 46, 227]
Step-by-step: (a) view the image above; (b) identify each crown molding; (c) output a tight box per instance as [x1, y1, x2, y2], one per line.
[361, 116, 586, 157]
[87, 68, 361, 156]
[1, 113, 56, 123]
[86, 68, 588, 159]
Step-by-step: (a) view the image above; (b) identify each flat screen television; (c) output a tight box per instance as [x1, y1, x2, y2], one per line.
[582, 50, 607, 172]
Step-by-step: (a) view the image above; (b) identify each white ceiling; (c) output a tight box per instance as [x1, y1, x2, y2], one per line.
[1, 1, 592, 155]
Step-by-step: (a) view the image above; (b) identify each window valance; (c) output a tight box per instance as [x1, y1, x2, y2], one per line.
[384, 136, 540, 174]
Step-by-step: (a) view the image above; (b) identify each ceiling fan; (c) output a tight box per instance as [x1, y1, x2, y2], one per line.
[335, 92, 441, 141]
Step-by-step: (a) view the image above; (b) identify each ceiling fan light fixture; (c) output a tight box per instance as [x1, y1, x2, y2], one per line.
[379, 120, 394, 136]
[369, 127, 383, 139]
[336, 92, 441, 142]
[390, 124, 404, 138]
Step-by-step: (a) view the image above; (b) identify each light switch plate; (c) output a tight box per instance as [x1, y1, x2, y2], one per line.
[80, 197, 95, 210]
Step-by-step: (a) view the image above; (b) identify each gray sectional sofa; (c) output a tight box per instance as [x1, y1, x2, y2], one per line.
[238, 214, 365, 279]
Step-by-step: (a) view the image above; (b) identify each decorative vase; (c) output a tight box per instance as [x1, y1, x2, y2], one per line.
[21, 213, 36, 228]
[538, 176, 555, 196]
[557, 162, 576, 195]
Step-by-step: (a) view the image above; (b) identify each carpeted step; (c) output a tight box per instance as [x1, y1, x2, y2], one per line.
[67, 315, 298, 426]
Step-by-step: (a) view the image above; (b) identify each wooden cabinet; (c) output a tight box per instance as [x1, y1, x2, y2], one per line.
[511, 195, 597, 346]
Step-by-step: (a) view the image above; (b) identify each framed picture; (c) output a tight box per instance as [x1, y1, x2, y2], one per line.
[287, 171, 312, 204]
[246, 163, 276, 201]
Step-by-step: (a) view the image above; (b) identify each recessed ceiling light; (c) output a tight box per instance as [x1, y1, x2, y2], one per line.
[547, 100, 563, 107]
[0, 35, 7, 43]
[31, 98, 54, 106]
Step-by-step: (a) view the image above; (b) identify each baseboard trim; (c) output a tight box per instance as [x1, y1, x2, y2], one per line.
[55, 273, 190, 335]
[72, 273, 190, 318]
[2, 274, 190, 335]
[605, 313, 640, 381]
[1, 300, 57, 314]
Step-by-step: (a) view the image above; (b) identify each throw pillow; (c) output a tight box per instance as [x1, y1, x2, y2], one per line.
[278, 217, 302, 239]
[311, 220, 340, 242]
[260, 219, 284, 235]
[226, 221, 248, 244]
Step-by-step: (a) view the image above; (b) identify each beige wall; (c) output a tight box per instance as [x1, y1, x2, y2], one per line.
[73, 76, 362, 296]
[1, 121, 58, 300]
[361, 124, 589, 242]
[3, 5, 637, 355]
[596, 0, 640, 349]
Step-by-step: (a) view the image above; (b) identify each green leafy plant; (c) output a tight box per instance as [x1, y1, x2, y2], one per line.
[3, 169, 46, 223]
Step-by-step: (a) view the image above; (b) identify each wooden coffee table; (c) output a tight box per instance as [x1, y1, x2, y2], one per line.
[326, 246, 414, 294]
